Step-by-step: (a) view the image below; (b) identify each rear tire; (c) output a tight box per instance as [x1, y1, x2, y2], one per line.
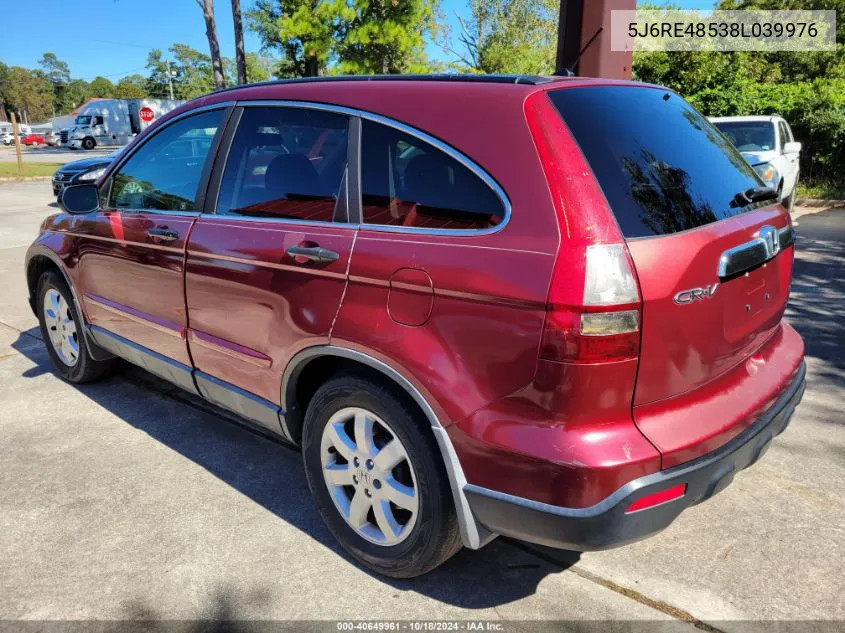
[302, 374, 462, 578]
[36, 271, 119, 384]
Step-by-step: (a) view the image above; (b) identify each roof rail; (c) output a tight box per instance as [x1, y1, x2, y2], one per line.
[213, 74, 554, 95]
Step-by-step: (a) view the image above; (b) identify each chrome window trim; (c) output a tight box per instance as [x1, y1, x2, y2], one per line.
[209, 102, 352, 226]
[104, 102, 234, 217]
[235, 99, 512, 237]
[201, 214, 348, 229]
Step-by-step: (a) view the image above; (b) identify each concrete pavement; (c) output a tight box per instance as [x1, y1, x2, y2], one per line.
[0, 181, 842, 629]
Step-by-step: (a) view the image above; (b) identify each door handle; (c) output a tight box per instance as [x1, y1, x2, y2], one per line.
[146, 227, 179, 242]
[286, 245, 339, 264]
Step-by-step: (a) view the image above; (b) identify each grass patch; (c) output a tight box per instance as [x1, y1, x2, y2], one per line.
[0, 162, 62, 178]
[797, 180, 845, 200]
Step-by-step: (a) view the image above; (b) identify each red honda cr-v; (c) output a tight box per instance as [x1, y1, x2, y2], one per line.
[25, 75, 805, 577]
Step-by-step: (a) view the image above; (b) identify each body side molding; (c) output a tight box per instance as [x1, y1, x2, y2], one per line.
[281, 344, 493, 550]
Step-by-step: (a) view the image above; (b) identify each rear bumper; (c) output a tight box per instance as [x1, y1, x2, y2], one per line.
[465, 360, 805, 551]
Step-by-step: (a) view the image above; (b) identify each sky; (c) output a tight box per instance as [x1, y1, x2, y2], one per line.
[0, 0, 716, 81]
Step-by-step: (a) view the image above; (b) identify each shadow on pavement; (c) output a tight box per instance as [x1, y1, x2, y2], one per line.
[11, 331, 578, 610]
[786, 208, 845, 393]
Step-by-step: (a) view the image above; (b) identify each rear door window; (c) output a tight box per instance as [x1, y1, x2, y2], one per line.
[360, 119, 505, 231]
[548, 87, 763, 239]
[216, 106, 349, 222]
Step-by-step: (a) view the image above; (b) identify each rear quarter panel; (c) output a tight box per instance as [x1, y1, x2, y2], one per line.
[326, 83, 561, 424]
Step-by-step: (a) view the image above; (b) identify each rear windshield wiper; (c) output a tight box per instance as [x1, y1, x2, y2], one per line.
[745, 186, 779, 203]
[729, 186, 779, 208]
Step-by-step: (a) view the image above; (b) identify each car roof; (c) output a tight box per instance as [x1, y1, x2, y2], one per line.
[709, 115, 780, 123]
[185, 74, 659, 108]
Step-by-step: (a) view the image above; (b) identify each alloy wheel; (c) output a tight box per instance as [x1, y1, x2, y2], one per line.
[320, 406, 419, 546]
[43, 288, 79, 366]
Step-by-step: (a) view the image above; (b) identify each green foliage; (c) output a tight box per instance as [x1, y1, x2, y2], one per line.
[114, 75, 149, 99]
[56, 80, 91, 113]
[337, 0, 438, 74]
[146, 44, 216, 99]
[0, 65, 54, 121]
[245, 52, 274, 83]
[38, 53, 71, 86]
[248, 0, 439, 77]
[443, 0, 556, 73]
[89, 76, 116, 98]
[634, 0, 845, 188]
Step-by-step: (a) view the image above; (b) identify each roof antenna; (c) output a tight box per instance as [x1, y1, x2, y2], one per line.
[558, 25, 603, 77]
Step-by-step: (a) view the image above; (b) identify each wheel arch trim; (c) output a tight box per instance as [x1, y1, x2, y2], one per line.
[281, 344, 492, 549]
[24, 245, 113, 361]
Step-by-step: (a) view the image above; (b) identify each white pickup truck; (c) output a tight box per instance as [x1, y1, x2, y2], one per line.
[710, 115, 802, 209]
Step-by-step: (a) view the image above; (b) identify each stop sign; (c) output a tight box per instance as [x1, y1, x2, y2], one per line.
[139, 107, 155, 123]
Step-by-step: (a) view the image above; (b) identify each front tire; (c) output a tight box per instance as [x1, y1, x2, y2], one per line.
[36, 271, 119, 383]
[784, 185, 796, 211]
[302, 374, 462, 578]
[82, 137, 95, 150]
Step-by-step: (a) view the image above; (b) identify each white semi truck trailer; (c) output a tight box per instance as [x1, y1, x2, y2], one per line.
[62, 99, 184, 150]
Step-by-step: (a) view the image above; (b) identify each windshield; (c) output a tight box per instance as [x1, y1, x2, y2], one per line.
[712, 121, 776, 153]
[76, 115, 92, 125]
[548, 86, 763, 239]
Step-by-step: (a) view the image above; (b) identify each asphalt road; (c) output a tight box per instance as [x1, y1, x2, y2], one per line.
[0, 181, 842, 629]
[0, 145, 114, 164]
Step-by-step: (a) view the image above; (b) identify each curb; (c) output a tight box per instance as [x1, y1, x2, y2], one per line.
[0, 176, 52, 183]
[795, 198, 845, 207]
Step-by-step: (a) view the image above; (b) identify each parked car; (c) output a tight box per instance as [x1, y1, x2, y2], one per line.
[25, 75, 806, 578]
[710, 115, 802, 209]
[22, 133, 47, 147]
[51, 154, 116, 197]
[1, 131, 27, 145]
[46, 131, 62, 146]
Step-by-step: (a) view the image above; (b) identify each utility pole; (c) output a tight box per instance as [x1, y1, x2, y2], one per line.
[165, 60, 175, 100]
[11, 113, 24, 179]
[556, 0, 634, 79]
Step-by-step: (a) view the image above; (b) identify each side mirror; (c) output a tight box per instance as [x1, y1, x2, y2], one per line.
[783, 141, 801, 155]
[59, 184, 100, 215]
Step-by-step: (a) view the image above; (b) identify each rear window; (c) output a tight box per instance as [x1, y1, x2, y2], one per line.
[548, 86, 762, 239]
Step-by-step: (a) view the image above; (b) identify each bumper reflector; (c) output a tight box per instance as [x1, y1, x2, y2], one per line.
[625, 484, 687, 513]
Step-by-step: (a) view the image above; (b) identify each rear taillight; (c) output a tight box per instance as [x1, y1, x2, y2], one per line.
[526, 93, 642, 364]
[540, 243, 642, 363]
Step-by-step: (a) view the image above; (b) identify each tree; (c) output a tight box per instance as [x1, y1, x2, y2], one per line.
[146, 44, 217, 99]
[337, 0, 440, 74]
[245, 53, 273, 83]
[231, 0, 248, 84]
[248, 0, 340, 77]
[248, 0, 439, 77]
[55, 79, 91, 114]
[1, 66, 54, 122]
[89, 76, 116, 98]
[195, 0, 227, 89]
[442, 0, 557, 74]
[38, 52, 70, 86]
[115, 74, 149, 98]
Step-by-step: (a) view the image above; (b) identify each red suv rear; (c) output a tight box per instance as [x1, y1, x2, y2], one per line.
[25, 75, 805, 577]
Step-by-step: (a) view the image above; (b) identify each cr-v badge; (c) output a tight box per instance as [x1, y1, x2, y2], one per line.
[674, 283, 719, 305]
